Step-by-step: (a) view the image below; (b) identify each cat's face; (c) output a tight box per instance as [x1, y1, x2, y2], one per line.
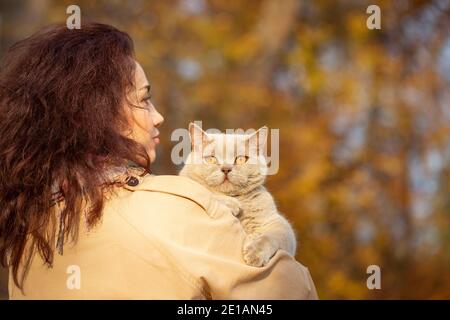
[180, 123, 268, 196]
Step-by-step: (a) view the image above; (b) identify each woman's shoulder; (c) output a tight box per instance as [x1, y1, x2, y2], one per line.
[136, 174, 210, 192]
[121, 174, 218, 217]
[111, 172, 242, 255]
[111, 173, 318, 300]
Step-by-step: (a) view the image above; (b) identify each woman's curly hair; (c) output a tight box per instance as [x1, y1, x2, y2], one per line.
[0, 23, 150, 289]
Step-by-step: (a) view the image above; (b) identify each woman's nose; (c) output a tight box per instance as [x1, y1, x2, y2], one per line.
[153, 110, 164, 127]
[150, 104, 164, 127]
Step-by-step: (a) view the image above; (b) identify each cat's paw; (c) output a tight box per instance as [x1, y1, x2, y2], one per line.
[242, 233, 277, 267]
[214, 194, 242, 217]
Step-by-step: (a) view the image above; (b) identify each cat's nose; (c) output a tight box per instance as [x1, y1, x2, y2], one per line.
[221, 166, 232, 174]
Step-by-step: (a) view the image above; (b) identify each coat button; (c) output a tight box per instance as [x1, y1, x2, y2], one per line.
[126, 176, 139, 187]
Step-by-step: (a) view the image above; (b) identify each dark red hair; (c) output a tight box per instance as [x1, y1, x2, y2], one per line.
[0, 23, 150, 289]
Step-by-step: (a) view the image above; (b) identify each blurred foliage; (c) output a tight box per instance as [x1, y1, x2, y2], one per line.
[1, 0, 450, 299]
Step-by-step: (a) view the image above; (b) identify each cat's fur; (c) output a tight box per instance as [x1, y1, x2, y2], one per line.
[179, 123, 297, 266]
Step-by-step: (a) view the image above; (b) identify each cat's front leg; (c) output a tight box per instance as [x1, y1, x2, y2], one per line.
[242, 232, 278, 267]
[213, 194, 242, 217]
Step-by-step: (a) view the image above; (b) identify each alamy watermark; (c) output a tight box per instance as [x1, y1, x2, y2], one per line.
[171, 121, 280, 175]
[366, 5, 381, 30]
[66, 264, 81, 290]
[366, 265, 381, 290]
[66, 5, 81, 29]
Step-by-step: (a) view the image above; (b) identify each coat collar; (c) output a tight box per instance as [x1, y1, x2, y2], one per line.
[50, 162, 151, 207]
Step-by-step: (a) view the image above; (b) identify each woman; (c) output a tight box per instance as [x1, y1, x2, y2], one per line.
[0, 23, 317, 299]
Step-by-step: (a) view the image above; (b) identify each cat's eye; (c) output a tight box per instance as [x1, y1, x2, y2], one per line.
[235, 155, 248, 165]
[204, 156, 218, 164]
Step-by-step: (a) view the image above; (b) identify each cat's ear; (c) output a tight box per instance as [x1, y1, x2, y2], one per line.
[188, 122, 211, 150]
[246, 126, 268, 153]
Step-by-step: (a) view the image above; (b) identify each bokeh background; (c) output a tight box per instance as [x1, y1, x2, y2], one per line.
[1, 0, 450, 299]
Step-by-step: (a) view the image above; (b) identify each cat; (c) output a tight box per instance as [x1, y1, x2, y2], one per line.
[179, 122, 297, 267]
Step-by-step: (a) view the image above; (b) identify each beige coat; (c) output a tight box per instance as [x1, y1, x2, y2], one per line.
[9, 171, 318, 299]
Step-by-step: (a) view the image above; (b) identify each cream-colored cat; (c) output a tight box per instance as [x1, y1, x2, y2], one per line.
[179, 123, 297, 267]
